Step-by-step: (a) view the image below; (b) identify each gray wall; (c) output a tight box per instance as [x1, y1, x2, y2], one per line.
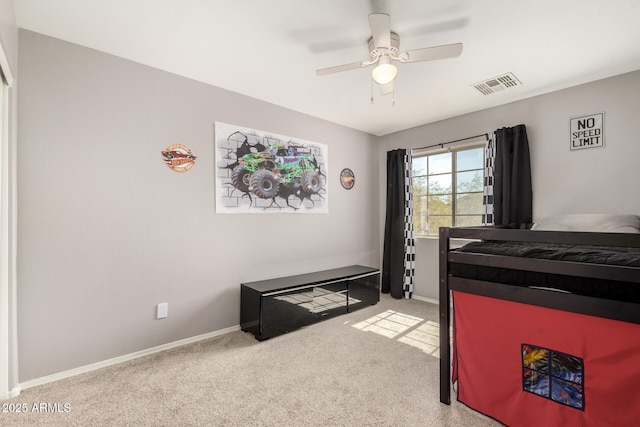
[379, 69, 640, 301]
[17, 30, 380, 382]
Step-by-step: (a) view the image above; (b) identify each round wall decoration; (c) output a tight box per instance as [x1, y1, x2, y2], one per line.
[340, 168, 355, 190]
[161, 143, 197, 172]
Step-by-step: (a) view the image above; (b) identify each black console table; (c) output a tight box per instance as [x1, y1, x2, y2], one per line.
[241, 265, 380, 341]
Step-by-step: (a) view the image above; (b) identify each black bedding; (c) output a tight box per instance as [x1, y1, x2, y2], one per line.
[450, 241, 640, 303]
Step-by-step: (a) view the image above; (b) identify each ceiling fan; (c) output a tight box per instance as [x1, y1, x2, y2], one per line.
[316, 13, 463, 95]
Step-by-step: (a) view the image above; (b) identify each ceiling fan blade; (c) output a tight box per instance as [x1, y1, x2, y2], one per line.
[401, 43, 463, 63]
[316, 61, 368, 76]
[368, 13, 391, 48]
[379, 81, 394, 96]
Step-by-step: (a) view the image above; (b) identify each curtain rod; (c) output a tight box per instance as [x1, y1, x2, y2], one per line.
[415, 133, 489, 151]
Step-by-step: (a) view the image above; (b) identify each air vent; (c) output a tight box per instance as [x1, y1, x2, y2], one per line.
[473, 73, 522, 95]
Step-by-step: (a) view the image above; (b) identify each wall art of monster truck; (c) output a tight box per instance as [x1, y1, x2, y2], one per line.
[215, 122, 328, 213]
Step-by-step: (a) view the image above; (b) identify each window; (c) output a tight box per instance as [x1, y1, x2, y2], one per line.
[412, 144, 485, 237]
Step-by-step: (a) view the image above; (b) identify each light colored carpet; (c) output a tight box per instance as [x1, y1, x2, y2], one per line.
[1, 295, 499, 426]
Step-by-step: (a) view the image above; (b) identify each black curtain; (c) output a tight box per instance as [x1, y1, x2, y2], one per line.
[382, 149, 406, 299]
[494, 124, 532, 228]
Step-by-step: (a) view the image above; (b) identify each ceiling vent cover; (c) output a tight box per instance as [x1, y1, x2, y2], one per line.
[473, 73, 522, 95]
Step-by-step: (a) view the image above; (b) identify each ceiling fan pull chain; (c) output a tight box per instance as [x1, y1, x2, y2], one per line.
[370, 79, 375, 104]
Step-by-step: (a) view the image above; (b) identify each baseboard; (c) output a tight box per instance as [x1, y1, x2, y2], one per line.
[8, 385, 20, 398]
[412, 295, 438, 305]
[19, 324, 241, 392]
[16, 297, 435, 392]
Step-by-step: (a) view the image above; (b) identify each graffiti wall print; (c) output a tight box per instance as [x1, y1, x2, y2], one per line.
[215, 122, 328, 213]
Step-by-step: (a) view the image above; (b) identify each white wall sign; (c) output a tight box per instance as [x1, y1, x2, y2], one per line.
[570, 112, 604, 151]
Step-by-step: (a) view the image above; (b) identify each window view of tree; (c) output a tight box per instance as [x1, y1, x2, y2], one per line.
[412, 146, 484, 236]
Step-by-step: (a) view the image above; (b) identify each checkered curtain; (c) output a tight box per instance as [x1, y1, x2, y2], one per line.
[482, 133, 496, 225]
[403, 150, 415, 299]
[382, 149, 415, 299]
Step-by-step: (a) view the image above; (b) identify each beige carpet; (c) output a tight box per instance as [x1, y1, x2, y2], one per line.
[1, 295, 499, 426]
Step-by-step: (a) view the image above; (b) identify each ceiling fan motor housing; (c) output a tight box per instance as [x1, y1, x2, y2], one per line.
[368, 32, 400, 59]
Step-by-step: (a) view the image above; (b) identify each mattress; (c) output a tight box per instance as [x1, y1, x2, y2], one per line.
[450, 241, 640, 303]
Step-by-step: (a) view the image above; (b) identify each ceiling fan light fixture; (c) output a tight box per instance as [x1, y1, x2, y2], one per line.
[371, 57, 397, 85]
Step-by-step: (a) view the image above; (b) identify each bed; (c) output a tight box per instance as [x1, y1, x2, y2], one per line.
[438, 215, 640, 426]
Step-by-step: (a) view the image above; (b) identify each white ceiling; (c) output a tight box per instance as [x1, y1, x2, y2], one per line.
[14, 0, 640, 136]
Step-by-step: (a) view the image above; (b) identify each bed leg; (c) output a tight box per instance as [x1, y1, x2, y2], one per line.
[439, 227, 451, 404]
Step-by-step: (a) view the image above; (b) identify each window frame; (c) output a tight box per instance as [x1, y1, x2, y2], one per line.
[412, 140, 487, 238]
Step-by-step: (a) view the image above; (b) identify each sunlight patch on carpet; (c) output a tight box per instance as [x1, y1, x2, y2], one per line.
[351, 310, 442, 358]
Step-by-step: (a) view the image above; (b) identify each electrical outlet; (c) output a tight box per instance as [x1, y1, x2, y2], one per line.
[157, 302, 168, 319]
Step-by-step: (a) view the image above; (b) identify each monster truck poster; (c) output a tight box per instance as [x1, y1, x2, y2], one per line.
[215, 122, 328, 213]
